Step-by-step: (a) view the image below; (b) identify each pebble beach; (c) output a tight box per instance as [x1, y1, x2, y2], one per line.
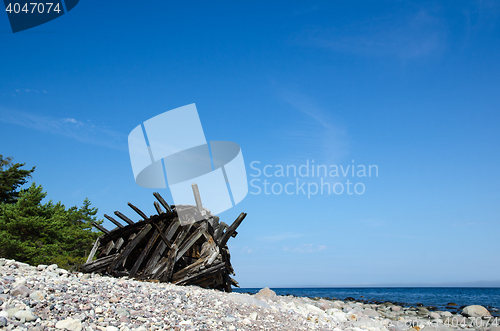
[1, 258, 498, 331]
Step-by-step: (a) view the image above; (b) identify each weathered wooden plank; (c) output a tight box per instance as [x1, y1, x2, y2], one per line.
[129, 222, 166, 277]
[114, 237, 125, 253]
[214, 222, 227, 241]
[159, 244, 178, 282]
[176, 223, 207, 262]
[171, 255, 208, 282]
[191, 183, 205, 216]
[230, 277, 239, 287]
[205, 249, 219, 266]
[173, 223, 193, 248]
[114, 211, 135, 225]
[153, 201, 164, 214]
[153, 223, 172, 249]
[221, 247, 234, 275]
[103, 240, 115, 256]
[219, 213, 246, 248]
[82, 254, 117, 273]
[104, 214, 124, 229]
[127, 202, 148, 220]
[153, 192, 171, 213]
[108, 224, 152, 272]
[92, 221, 109, 234]
[143, 218, 180, 275]
[174, 262, 225, 285]
[86, 237, 101, 263]
[151, 256, 168, 278]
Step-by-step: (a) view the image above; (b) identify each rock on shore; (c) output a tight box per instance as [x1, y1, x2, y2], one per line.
[1, 258, 498, 330]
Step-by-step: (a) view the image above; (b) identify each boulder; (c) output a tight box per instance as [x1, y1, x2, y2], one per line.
[429, 312, 441, 319]
[440, 311, 452, 317]
[462, 305, 490, 318]
[417, 307, 430, 315]
[46, 264, 58, 271]
[306, 304, 324, 315]
[254, 287, 277, 301]
[228, 293, 270, 308]
[363, 309, 381, 318]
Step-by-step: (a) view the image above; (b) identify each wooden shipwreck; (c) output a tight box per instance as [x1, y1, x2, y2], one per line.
[81, 185, 246, 292]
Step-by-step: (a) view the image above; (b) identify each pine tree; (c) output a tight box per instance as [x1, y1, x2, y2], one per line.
[0, 155, 103, 270]
[0, 155, 35, 204]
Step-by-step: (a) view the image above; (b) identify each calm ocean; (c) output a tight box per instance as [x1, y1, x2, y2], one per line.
[234, 288, 500, 316]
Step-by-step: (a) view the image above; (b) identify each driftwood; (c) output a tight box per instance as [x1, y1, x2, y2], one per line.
[81, 186, 246, 292]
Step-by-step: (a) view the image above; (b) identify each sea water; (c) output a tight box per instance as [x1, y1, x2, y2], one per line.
[234, 287, 500, 315]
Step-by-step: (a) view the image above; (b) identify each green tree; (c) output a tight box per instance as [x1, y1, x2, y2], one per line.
[0, 156, 103, 270]
[0, 155, 35, 204]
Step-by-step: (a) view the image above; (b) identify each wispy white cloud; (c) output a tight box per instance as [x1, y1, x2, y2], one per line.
[62, 117, 84, 125]
[277, 88, 349, 164]
[12, 89, 47, 95]
[295, 10, 446, 59]
[0, 108, 127, 150]
[242, 246, 253, 253]
[283, 243, 327, 253]
[258, 232, 304, 242]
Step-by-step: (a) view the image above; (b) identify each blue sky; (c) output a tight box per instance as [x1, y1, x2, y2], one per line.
[1, 1, 499, 287]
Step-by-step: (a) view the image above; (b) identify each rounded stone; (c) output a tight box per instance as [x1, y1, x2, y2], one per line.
[462, 305, 490, 318]
[254, 287, 277, 301]
[29, 290, 44, 301]
[55, 318, 82, 331]
[10, 285, 31, 297]
[14, 309, 37, 322]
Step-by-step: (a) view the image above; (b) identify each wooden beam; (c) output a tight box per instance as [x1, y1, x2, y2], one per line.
[176, 223, 207, 262]
[174, 262, 225, 285]
[114, 237, 125, 252]
[219, 213, 246, 248]
[153, 192, 171, 213]
[86, 237, 101, 263]
[191, 183, 204, 216]
[160, 244, 178, 282]
[153, 201, 164, 214]
[127, 202, 148, 220]
[92, 221, 109, 234]
[173, 223, 192, 248]
[153, 223, 172, 250]
[103, 240, 115, 256]
[172, 255, 209, 282]
[214, 222, 228, 241]
[114, 211, 135, 225]
[82, 254, 117, 273]
[143, 219, 179, 274]
[108, 224, 152, 272]
[129, 222, 166, 278]
[104, 214, 124, 229]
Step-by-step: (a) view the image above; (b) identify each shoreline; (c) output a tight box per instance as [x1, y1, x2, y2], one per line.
[1, 258, 499, 331]
[235, 287, 500, 318]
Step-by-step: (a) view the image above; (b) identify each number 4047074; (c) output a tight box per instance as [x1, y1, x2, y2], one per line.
[5, 3, 61, 14]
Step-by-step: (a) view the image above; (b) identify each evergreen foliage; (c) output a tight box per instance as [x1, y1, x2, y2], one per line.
[0, 155, 103, 270]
